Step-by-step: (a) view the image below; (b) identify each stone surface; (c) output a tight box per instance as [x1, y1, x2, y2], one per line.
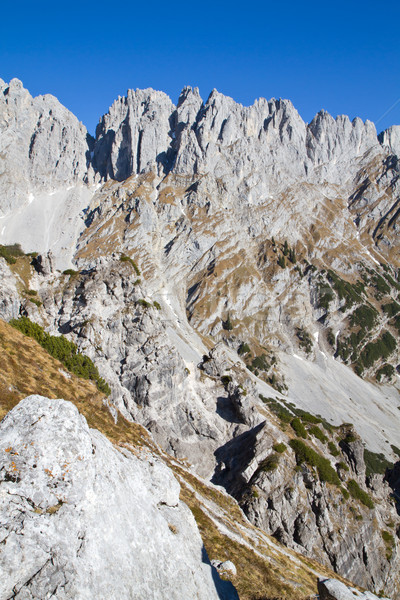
[0, 395, 237, 600]
[318, 578, 391, 600]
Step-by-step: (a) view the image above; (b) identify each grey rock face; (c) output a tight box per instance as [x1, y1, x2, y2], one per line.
[0, 78, 91, 215]
[0, 395, 236, 600]
[318, 578, 391, 600]
[379, 125, 400, 158]
[93, 88, 175, 180]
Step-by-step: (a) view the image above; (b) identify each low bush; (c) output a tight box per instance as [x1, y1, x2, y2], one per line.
[328, 441, 340, 457]
[364, 449, 393, 477]
[289, 439, 341, 486]
[238, 342, 251, 355]
[347, 479, 374, 509]
[382, 301, 400, 318]
[0, 243, 25, 264]
[376, 364, 395, 381]
[260, 454, 280, 472]
[309, 425, 328, 443]
[361, 331, 396, 369]
[9, 317, 111, 396]
[273, 442, 287, 453]
[252, 354, 269, 371]
[137, 299, 151, 309]
[120, 254, 141, 276]
[291, 417, 308, 438]
[153, 301, 161, 310]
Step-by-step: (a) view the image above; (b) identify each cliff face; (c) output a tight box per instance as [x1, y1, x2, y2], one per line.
[1, 80, 400, 598]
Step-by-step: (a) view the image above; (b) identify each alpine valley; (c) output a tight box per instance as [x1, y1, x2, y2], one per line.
[1, 77, 400, 600]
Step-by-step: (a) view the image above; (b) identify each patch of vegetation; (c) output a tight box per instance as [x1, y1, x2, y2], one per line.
[391, 444, 400, 458]
[63, 269, 79, 278]
[327, 270, 363, 309]
[252, 354, 269, 371]
[289, 439, 341, 486]
[273, 442, 287, 453]
[120, 254, 141, 276]
[9, 317, 111, 396]
[29, 297, 42, 308]
[260, 454, 280, 472]
[238, 342, 251, 356]
[381, 530, 395, 561]
[153, 301, 161, 310]
[360, 331, 396, 369]
[349, 304, 377, 330]
[24, 289, 37, 296]
[336, 461, 349, 472]
[277, 254, 286, 269]
[376, 364, 395, 382]
[326, 328, 335, 347]
[317, 283, 334, 312]
[291, 418, 308, 439]
[382, 301, 400, 318]
[259, 395, 293, 424]
[347, 479, 374, 509]
[328, 441, 340, 457]
[308, 425, 328, 443]
[136, 299, 151, 309]
[364, 449, 393, 477]
[341, 487, 350, 500]
[296, 328, 313, 354]
[221, 375, 232, 389]
[0, 243, 25, 264]
[222, 314, 233, 331]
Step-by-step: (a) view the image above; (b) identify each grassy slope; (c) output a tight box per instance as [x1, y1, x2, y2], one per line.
[0, 318, 355, 600]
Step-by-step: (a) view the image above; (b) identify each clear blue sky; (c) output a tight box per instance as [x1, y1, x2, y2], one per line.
[1, 0, 399, 136]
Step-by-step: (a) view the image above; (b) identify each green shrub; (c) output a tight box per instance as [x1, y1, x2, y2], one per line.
[153, 301, 161, 310]
[361, 331, 396, 369]
[252, 354, 269, 371]
[349, 304, 377, 330]
[62, 269, 79, 277]
[9, 317, 110, 396]
[376, 364, 395, 382]
[238, 342, 251, 356]
[364, 449, 393, 477]
[382, 301, 400, 318]
[347, 479, 374, 508]
[221, 375, 232, 389]
[273, 442, 287, 453]
[328, 441, 340, 457]
[289, 439, 341, 486]
[259, 395, 293, 424]
[391, 444, 400, 458]
[120, 254, 141, 276]
[309, 425, 328, 443]
[0, 243, 25, 264]
[336, 460, 349, 472]
[277, 254, 286, 268]
[260, 454, 280, 472]
[222, 314, 233, 331]
[296, 328, 313, 354]
[291, 417, 308, 438]
[137, 299, 151, 309]
[341, 487, 350, 499]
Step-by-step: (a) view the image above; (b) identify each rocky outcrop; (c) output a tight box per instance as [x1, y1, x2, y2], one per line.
[0, 78, 91, 215]
[318, 578, 391, 600]
[0, 395, 237, 600]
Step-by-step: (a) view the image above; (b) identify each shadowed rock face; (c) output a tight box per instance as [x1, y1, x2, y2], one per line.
[0, 395, 237, 600]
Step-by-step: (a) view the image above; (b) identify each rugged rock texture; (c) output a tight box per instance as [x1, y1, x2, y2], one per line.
[318, 578, 390, 600]
[2, 80, 400, 598]
[0, 78, 91, 214]
[0, 395, 237, 600]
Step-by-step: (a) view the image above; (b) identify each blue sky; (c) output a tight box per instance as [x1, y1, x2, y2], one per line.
[1, 0, 399, 135]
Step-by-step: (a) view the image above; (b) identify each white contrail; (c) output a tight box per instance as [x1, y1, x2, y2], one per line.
[376, 97, 400, 125]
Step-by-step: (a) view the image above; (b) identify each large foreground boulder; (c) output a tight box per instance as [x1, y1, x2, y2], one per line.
[0, 395, 237, 600]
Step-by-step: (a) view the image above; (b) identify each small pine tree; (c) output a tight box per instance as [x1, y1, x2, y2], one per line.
[283, 240, 289, 256]
[278, 255, 286, 268]
[223, 314, 233, 331]
[289, 248, 296, 263]
[271, 236, 276, 246]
